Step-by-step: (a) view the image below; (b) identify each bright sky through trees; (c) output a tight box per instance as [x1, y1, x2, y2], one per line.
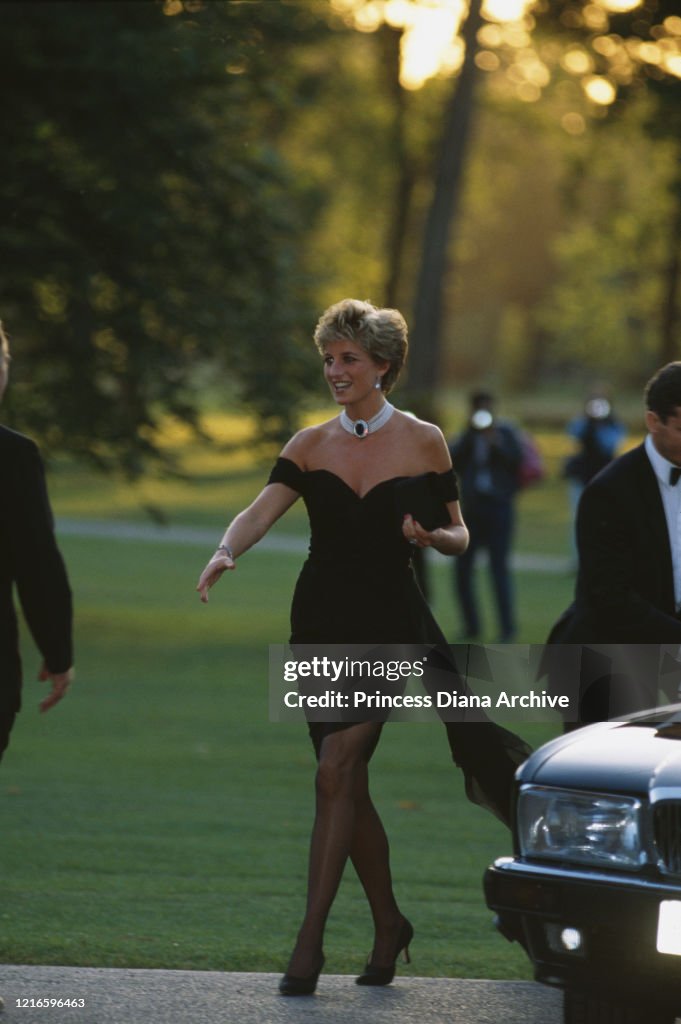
[330, 0, 681, 94]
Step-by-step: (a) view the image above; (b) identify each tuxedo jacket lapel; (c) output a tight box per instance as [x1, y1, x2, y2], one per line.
[633, 444, 676, 612]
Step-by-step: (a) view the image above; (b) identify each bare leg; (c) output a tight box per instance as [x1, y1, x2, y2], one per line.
[286, 721, 401, 976]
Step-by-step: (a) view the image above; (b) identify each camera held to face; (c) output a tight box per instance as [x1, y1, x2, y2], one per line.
[471, 409, 494, 431]
[585, 398, 611, 420]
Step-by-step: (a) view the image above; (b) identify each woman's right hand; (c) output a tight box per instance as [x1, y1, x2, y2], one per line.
[195, 473, 300, 604]
[196, 550, 235, 603]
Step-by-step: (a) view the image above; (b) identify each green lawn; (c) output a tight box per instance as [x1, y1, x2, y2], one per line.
[1, 429, 577, 978]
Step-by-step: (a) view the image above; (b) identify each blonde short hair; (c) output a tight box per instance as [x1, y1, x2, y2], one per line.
[313, 298, 408, 394]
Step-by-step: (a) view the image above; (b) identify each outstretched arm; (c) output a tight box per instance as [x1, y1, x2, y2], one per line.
[196, 481, 299, 603]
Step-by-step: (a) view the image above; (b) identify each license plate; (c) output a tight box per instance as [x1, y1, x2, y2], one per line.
[657, 900, 681, 956]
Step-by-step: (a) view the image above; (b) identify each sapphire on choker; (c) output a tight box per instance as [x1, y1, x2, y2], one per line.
[340, 402, 395, 439]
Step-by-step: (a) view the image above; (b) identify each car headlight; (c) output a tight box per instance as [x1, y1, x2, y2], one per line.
[517, 785, 646, 870]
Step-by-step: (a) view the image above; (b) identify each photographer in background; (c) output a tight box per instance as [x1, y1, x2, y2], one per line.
[449, 391, 523, 643]
[0, 321, 74, 763]
[563, 393, 626, 562]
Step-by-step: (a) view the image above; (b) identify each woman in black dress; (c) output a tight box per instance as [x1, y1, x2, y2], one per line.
[197, 299, 530, 995]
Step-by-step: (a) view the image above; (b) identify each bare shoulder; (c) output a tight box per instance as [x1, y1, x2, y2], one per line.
[280, 419, 337, 469]
[394, 412, 451, 471]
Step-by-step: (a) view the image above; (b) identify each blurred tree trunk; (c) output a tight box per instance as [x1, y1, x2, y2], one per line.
[660, 177, 681, 366]
[405, 0, 484, 420]
[378, 23, 413, 310]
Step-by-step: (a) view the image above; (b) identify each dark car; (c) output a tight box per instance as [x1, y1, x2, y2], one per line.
[484, 705, 681, 1024]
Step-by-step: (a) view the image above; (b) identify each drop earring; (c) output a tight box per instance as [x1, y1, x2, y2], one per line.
[375, 377, 382, 390]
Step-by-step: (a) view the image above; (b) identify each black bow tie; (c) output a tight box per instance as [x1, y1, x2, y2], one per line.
[670, 466, 681, 486]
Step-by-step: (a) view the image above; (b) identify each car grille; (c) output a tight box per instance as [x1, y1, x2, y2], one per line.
[653, 801, 681, 875]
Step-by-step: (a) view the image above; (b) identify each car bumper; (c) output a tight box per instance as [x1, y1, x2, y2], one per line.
[484, 856, 681, 1009]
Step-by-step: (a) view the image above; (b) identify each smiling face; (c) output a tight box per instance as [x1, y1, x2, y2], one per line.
[646, 407, 681, 467]
[322, 337, 389, 411]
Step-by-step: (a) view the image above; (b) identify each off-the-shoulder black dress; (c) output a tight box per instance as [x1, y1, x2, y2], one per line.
[268, 456, 531, 826]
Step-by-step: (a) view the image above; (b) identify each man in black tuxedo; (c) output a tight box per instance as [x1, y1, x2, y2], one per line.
[0, 323, 73, 762]
[547, 362, 681, 723]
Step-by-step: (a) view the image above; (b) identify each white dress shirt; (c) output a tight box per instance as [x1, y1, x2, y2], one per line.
[645, 433, 681, 612]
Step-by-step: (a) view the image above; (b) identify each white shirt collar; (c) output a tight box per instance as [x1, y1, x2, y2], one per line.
[645, 433, 680, 488]
[645, 433, 681, 611]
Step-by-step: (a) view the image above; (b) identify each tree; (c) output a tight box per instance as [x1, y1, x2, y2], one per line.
[327, 0, 681, 395]
[377, 22, 414, 309]
[535, 97, 678, 380]
[0, 0, 326, 474]
[406, 0, 484, 416]
[530, 0, 681, 371]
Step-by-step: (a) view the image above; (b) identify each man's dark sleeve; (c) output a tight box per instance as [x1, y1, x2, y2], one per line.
[8, 440, 73, 673]
[576, 476, 681, 642]
[492, 424, 524, 472]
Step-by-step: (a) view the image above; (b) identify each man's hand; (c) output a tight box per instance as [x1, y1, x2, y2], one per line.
[38, 663, 74, 713]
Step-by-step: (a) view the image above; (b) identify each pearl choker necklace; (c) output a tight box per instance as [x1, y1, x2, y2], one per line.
[340, 401, 395, 439]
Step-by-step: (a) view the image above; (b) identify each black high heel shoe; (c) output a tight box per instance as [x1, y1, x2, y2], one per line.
[278, 954, 325, 996]
[355, 918, 414, 986]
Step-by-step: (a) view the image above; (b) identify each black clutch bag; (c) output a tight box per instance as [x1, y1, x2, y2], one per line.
[394, 473, 451, 532]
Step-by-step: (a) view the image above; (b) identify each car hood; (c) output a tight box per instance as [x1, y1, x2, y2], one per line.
[518, 717, 681, 796]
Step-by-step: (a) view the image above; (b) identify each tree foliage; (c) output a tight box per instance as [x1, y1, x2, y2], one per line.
[3, 0, 680, 473]
[535, 99, 678, 380]
[327, 0, 681, 395]
[1, 0, 327, 473]
[528, 0, 681, 373]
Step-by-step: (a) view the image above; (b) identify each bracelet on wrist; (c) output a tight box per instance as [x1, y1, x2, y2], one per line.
[216, 544, 234, 560]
